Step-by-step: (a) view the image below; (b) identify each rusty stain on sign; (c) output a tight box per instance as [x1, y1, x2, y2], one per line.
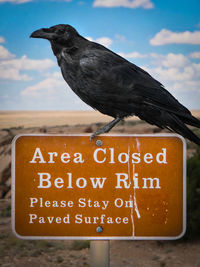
[11, 134, 186, 240]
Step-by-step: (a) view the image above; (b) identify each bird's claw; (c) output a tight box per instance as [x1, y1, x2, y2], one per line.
[89, 134, 95, 142]
[89, 131, 99, 142]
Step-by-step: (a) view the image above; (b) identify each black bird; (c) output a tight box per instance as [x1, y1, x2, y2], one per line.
[30, 24, 200, 144]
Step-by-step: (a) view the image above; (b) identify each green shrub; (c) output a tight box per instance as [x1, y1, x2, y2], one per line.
[0, 205, 11, 217]
[69, 240, 90, 250]
[185, 147, 200, 239]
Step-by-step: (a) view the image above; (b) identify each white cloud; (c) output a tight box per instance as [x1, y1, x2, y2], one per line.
[19, 71, 91, 110]
[86, 36, 113, 48]
[150, 29, 200, 46]
[114, 34, 126, 42]
[0, 66, 30, 81]
[0, 53, 55, 81]
[0, 45, 15, 60]
[189, 52, 200, 59]
[3, 55, 55, 71]
[96, 37, 113, 47]
[0, 37, 5, 43]
[150, 53, 189, 68]
[93, 0, 154, 9]
[0, 0, 72, 3]
[145, 66, 192, 83]
[142, 53, 200, 99]
[134, 51, 200, 109]
[21, 73, 66, 97]
[87, 34, 130, 48]
[143, 65, 200, 107]
[118, 51, 147, 59]
[0, 0, 32, 3]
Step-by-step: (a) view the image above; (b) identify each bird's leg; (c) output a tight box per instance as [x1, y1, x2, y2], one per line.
[90, 117, 122, 141]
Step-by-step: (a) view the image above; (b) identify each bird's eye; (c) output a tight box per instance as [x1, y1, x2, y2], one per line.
[43, 28, 50, 33]
[56, 29, 65, 35]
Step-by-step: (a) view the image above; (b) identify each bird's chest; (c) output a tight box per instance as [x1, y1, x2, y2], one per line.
[59, 58, 94, 104]
[59, 58, 80, 88]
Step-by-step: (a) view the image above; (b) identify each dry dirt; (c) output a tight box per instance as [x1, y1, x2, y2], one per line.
[0, 110, 199, 129]
[0, 112, 200, 266]
[0, 198, 200, 267]
[0, 110, 138, 129]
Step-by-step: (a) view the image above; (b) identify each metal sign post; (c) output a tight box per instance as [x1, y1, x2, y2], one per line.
[90, 240, 110, 267]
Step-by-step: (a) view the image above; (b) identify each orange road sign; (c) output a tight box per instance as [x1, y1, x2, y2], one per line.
[12, 134, 186, 240]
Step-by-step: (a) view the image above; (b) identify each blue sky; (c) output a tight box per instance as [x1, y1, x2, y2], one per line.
[0, 0, 200, 110]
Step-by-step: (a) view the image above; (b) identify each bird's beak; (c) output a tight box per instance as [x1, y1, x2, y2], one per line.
[30, 28, 55, 40]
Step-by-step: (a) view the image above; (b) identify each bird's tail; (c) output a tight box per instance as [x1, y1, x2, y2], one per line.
[181, 113, 200, 129]
[167, 113, 200, 146]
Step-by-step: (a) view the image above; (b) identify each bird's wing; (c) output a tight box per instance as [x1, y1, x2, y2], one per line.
[79, 46, 191, 118]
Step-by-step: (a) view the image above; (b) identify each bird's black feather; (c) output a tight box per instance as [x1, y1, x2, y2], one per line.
[30, 24, 200, 145]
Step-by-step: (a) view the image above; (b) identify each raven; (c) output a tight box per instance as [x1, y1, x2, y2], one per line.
[31, 24, 200, 144]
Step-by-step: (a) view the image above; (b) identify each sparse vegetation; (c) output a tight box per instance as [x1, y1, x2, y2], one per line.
[185, 147, 200, 240]
[0, 235, 64, 258]
[69, 240, 90, 251]
[0, 205, 11, 217]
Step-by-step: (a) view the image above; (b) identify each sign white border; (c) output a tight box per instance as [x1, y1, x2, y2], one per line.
[11, 133, 186, 240]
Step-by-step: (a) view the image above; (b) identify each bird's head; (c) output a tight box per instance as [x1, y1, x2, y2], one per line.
[30, 24, 79, 45]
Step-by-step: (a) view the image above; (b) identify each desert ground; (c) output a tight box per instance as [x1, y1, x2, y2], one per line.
[0, 110, 200, 129]
[0, 110, 200, 267]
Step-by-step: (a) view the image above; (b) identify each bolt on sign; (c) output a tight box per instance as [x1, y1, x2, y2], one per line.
[12, 134, 186, 240]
